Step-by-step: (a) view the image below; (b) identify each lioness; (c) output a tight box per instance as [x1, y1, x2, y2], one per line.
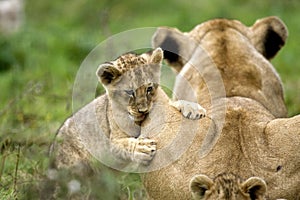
[141, 16, 300, 200]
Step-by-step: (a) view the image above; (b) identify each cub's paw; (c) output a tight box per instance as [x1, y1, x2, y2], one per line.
[133, 138, 157, 165]
[171, 100, 206, 120]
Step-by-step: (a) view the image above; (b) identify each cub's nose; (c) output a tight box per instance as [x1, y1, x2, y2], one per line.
[137, 106, 148, 113]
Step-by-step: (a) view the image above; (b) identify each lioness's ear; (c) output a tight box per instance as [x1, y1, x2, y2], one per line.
[96, 63, 122, 85]
[190, 175, 213, 200]
[251, 16, 288, 60]
[241, 177, 267, 199]
[152, 27, 197, 72]
[150, 47, 163, 64]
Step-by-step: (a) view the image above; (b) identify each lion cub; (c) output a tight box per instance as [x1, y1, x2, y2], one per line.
[96, 48, 206, 165]
[190, 173, 267, 200]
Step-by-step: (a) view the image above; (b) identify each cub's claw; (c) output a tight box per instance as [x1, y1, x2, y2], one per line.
[133, 138, 157, 165]
[170, 100, 206, 120]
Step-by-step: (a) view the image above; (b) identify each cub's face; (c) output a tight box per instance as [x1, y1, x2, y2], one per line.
[96, 48, 163, 122]
[108, 66, 159, 122]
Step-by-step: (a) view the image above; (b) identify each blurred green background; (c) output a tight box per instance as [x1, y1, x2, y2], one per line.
[0, 0, 299, 199]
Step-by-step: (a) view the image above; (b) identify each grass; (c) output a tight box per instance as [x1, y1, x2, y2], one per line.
[0, 0, 300, 199]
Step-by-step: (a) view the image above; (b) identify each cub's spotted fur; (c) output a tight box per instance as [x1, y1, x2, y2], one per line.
[95, 48, 206, 165]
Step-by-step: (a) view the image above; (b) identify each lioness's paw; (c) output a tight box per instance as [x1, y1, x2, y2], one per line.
[133, 138, 157, 165]
[171, 100, 206, 120]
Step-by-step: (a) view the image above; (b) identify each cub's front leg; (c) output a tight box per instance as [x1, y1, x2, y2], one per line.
[170, 100, 206, 120]
[110, 136, 157, 165]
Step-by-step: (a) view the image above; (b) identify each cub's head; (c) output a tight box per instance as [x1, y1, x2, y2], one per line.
[190, 173, 267, 200]
[96, 48, 163, 122]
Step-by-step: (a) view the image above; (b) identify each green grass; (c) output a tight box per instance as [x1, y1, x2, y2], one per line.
[0, 0, 300, 199]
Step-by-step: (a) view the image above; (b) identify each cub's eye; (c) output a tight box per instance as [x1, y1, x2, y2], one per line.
[125, 90, 135, 97]
[147, 86, 153, 93]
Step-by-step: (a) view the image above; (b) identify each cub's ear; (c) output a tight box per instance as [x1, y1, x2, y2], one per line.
[96, 63, 122, 85]
[150, 47, 163, 64]
[251, 16, 288, 60]
[190, 174, 213, 200]
[241, 177, 267, 200]
[152, 27, 197, 73]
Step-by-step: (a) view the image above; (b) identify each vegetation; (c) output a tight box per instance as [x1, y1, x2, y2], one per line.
[0, 0, 299, 199]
